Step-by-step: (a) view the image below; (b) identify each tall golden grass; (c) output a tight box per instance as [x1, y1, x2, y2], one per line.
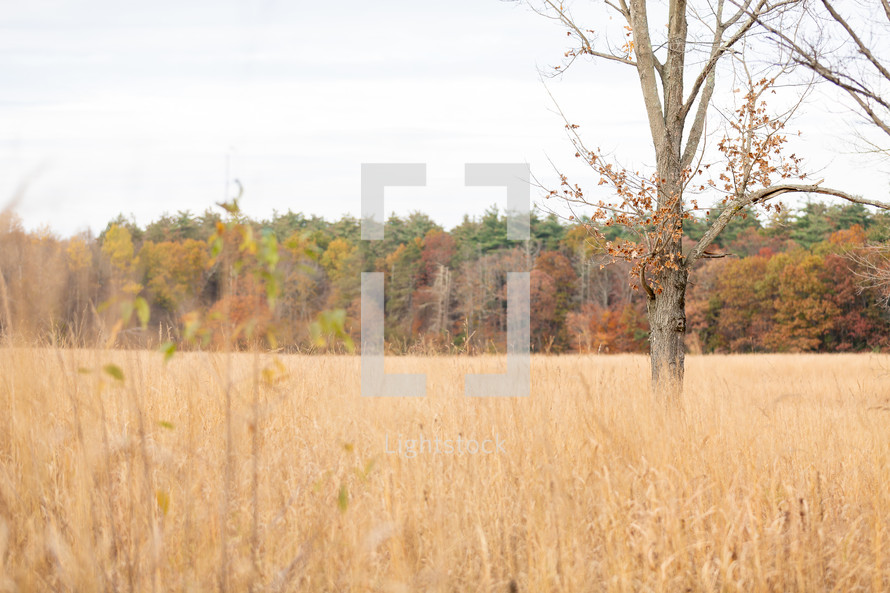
[0, 349, 888, 591]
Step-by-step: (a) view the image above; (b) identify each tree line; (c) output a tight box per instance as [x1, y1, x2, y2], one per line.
[0, 199, 888, 354]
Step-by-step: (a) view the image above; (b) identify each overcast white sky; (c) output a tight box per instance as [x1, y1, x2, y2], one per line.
[1, 0, 887, 236]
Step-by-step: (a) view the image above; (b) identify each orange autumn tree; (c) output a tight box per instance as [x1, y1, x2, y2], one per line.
[525, 0, 890, 400]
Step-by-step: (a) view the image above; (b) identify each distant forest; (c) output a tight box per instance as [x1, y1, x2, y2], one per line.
[1, 200, 889, 353]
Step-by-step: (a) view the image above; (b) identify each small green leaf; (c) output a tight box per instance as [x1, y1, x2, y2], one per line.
[342, 335, 355, 352]
[355, 459, 375, 482]
[103, 364, 124, 382]
[217, 198, 240, 214]
[263, 273, 280, 308]
[310, 309, 355, 352]
[160, 341, 176, 362]
[210, 236, 224, 258]
[239, 225, 255, 253]
[158, 420, 175, 430]
[337, 484, 349, 513]
[134, 297, 150, 329]
[119, 301, 133, 323]
[266, 329, 278, 350]
[259, 231, 280, 269]
[183, 316, 201, 342]
[156, 490, 170, 516]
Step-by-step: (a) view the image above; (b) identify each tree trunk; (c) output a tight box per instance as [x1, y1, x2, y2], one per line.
[629, 0, 689, 399]
[647, 267, 687, 401]
[649, 132, 687, 400]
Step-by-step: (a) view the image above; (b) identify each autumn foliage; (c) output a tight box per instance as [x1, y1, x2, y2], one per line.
[0, 197, 886, 353]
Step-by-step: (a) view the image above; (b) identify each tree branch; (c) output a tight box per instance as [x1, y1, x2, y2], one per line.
[587, 49, 636, 67]
[681, 65, 717, 169]
[640, 263, 656, 300]
[821, 0, 890, 84]
[745, 0, 890, 140]
[665, 0, 690, 124]
[605, 0, 630, 19]
[628, 0, 667, 146]
[681, 1, 764, 126]
[781, 34, 890, 136]
[541, 0, 637, 68]
[680, 1, 778, 169]
[686, 184, 890, 266]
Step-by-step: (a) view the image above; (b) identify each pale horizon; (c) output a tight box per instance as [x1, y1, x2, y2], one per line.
[1, 0, 887, 237]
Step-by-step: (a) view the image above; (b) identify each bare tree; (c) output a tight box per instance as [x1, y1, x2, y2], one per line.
[746, 1, 890, 303]
[523, 0, 890, 400]
[747, 0, 890, 149]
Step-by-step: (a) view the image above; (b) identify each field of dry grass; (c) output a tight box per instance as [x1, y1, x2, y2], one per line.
[0, 349, 888, 592]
